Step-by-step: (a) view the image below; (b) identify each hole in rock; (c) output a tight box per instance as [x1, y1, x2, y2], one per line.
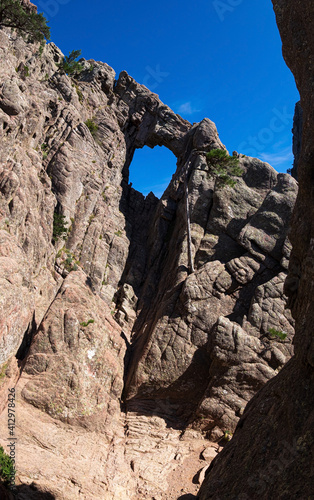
[129, 145, 176, 198]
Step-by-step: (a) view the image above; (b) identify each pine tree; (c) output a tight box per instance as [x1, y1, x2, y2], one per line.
[206, 149, 243, 188]
[0, 0, 50, 43]
[58, 50, 84, 76]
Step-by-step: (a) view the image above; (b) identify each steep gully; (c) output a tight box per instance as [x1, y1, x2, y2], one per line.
[0, 16, 301, 499]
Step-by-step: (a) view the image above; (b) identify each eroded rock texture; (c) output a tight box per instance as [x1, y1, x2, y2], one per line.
[0, 18, 298, 499]
[124, 162, 296, 436]
[198, 2, 314, 498]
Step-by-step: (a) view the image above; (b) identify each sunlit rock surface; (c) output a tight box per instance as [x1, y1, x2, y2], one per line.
[0, 22, 298, 498]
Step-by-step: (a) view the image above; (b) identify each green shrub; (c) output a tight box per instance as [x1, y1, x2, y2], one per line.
[80, 319, 95, 327]
[64, 254, 76, 272]
[85, 118, 98, 137]
[268, 328, 287, 341]
[223, 430, 233, 441]
[55, 248, 79, 272]
[0, 446, 15, 486]
[41, 144, 48, 160]
[58, 49, 83, 76]
[0, 363, 8, 383]
[206, 149, 243, 188]
[52, 212, 68, 242]
[38, 40, 45, 56]
[16, 63, 29, 79]
[0, 0, 50, 43]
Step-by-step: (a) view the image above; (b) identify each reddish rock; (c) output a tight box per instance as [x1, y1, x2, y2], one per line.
[0, 21, 301, 499]
[22, 270, 125, 430]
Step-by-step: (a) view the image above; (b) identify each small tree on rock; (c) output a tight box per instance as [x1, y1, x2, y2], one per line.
[52, 212, 68, 243]
[206, 149, 243, 188]
[0, 0, 50, 42]
[58, 49, 84, 76]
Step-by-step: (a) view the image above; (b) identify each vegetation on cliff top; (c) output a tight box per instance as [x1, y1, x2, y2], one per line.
[0, 0, 50, 42]
[206, 149, 243, 188]
[58, 49, 84, 76]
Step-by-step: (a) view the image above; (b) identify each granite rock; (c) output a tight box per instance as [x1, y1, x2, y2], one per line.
[198, 1, 314, 498]
[0, 25, 299, 499]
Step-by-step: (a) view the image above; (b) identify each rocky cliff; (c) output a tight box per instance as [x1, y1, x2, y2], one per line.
[0, 16, 298, 500]
[291, 101, 302, 180]
[198, 2, 314, 498]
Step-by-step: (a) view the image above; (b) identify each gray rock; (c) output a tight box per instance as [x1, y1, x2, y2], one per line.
[0, 78, 28, 115]
[200, 447, 218, 462]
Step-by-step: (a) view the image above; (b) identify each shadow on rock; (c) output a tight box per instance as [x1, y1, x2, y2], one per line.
[177, 494, 198, 500]
[11, 483, 56, 499]
[125, 345, 211, 430]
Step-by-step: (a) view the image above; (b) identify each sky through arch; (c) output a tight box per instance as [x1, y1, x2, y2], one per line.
[41, 0, 300, 186]
[129, 146, 177, 198]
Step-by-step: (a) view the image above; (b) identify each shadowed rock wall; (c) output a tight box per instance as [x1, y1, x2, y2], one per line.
[291, 101, 302, 180]
[198, 2, 314, 498]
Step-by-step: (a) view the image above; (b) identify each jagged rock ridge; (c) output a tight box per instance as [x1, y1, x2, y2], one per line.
[0, 20, 297, 499]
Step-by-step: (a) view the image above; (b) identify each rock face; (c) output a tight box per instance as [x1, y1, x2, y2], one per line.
[22, 270, 125, 429]
[198, 2, 314, 499]
[124, 161, 296, 436]
[0, 23, 298, 499]
[291, 101, 303, 180]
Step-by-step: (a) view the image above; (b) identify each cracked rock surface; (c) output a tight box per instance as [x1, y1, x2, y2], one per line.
[0, 23, 298, 499]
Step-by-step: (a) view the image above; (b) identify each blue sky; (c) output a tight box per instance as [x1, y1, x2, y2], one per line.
[38, 0, 299, 197]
